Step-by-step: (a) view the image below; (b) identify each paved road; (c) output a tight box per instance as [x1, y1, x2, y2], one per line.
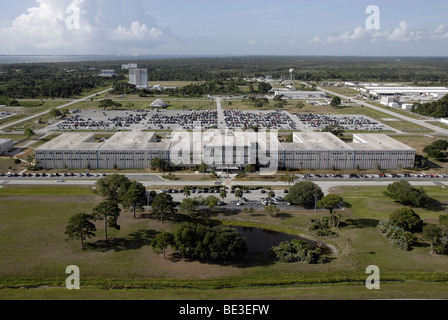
[2, 178, 447, 195]
[0, 88, 113, 131]
[216, 98, 226, 130]
[316, 85, 448, 137]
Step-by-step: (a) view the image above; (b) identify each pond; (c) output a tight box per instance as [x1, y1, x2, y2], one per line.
[232, 226, 319, 254]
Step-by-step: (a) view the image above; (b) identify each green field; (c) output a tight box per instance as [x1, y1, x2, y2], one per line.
[0, 184, 448, 300]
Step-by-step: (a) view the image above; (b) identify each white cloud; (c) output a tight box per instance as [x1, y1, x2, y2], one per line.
[0, 0, 175, 54]
[312, 20, 446, 44]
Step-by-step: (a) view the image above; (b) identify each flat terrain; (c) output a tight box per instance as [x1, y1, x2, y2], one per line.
[1, 184, 447, 300]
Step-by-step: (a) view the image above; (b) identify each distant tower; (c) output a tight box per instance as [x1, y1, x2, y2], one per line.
[289, 68, 295, 82]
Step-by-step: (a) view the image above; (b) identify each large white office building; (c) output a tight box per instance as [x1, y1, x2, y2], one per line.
[129, 68, 149, 90]
[35, 131, 416, 171]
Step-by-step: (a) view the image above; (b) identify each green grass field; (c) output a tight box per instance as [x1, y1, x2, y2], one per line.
[0, 185, 447, 300]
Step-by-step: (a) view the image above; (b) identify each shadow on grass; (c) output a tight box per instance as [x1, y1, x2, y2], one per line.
[342, 219, 379, 229]
[167, 251, 277, 268]
[275, 213, 293, 219]
[86, 229, 158, 252]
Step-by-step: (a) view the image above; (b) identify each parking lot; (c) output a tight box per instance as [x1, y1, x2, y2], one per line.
[293, 113, 391, 132]
[224, 110, 297, 130]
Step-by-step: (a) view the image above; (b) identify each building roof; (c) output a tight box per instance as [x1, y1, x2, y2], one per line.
[350, 134, 416, 151]
[36, 133, 102, 151]
[290, 132, 354, 151]
[99, 132, 170, 150]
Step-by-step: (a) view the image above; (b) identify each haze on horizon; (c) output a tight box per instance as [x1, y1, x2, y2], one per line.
[0, 0, 447, 57]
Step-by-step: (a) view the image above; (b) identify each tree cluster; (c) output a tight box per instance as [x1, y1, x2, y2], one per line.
[65, 175, 147, 248]
[152, 223, 246, 263]
[423, 139, 448, 160]
[412, 94, 448, 118]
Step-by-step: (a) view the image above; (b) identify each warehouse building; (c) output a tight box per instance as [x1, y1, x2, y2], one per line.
[362, 86, 448, 98]
[35, 131, 416, 171]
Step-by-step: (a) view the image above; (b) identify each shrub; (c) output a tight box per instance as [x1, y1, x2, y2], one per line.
[307, 217, 335, 237]
[389, 208, 424, 233]
[269, 239, 328, 264]
[378, 219, 416, 251]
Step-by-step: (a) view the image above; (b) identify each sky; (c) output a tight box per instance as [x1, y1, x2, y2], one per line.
[0, 0, 447, 56]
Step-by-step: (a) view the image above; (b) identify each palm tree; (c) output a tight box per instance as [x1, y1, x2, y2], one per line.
[235, 189, 243, 202]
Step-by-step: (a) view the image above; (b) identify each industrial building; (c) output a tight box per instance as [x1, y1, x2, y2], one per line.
[129, 68, 149, 90]
[274, 91, 327, 99]
[121, 63, 138, 70]
[361, 86, 448, 99]
[35, 131, 416, 171]
[99, 70, 116, 77]
[0, 139, 13, 155]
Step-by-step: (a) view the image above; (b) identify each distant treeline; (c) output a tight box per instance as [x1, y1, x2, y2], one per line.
[1, 56, 448, 99]
[0, 64, 115, 99]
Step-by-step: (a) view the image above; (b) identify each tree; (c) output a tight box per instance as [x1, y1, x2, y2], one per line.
[245, 164, 256, 178]
[219, 189, 227, 202]
[49, 108, 62, 120]
[26, 154, 34, 169]
[198, 162, 210, 177]
[280, 173, 295, 190]
[203, 195, 220, 213]
[257, 82, 272, 94]
[95, 174, 132, 202]
[285, 182, 324, 209]
[385, 180, 429, 207]
[296, 102, 305, 109]
[121, 181, 147, 219]
[322, 124, 345, 137]
[264, 204, 280, 217]
[318, 194, 344, 228]
[389, 208, 424, 233]
[92, 201, 121, 240]
[330, 96, 342, 108]
[151, 157, 169, 172]
[183, 186, 191, 198]
[179, 197, 201, 215]
[151, 192, 177, 223]
[151, 232, 174, 259]
[423, 224, 443, 254]
[234, 189, 244, 202]
[24, 128, 35, 139]
[65, 213, 96, 249]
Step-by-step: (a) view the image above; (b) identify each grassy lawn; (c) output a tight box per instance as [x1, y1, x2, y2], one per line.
[69, 99, 215, 112]
[1, 185, 448, 300]
[0, 158, 27, 173]
[427, 121, 448, 130]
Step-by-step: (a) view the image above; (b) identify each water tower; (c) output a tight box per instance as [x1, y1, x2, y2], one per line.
[289, 68, 295, 82]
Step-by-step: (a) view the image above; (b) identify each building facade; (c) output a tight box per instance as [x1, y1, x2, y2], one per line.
[35, 131, 416, 171]
[129, 68, 149, 90]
